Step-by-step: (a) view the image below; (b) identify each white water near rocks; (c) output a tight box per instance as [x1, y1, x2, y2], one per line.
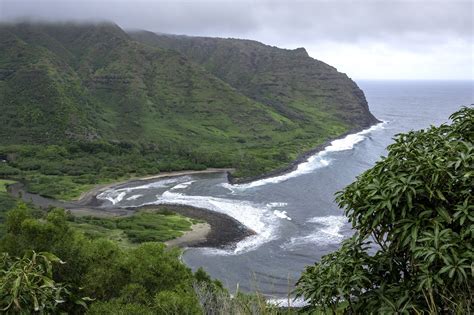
[96, 80, 473, 298]
[98, 122, 385, 255]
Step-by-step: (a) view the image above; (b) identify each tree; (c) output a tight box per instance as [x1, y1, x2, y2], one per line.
[296, 106, 473, 313]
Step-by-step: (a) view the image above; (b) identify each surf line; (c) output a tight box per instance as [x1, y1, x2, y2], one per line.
[223, 121, 387, 191]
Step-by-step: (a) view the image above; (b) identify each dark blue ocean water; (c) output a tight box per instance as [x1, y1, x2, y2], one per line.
[98, 80, 473, 298]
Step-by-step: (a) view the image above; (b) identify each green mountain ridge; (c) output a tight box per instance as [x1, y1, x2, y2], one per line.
[130, 30, 378, 128]
[0, 22, 378, 186]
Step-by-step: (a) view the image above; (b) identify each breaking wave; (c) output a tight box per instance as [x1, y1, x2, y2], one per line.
[222, 122, 386, 191]
[97, 176, 191, 205]
[145, 188, 289, 255]
[97, 181, 291, 255]
[280, 215, 348, 250]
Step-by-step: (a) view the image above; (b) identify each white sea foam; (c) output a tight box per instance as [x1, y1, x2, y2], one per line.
[273, 210, 292, 221]
[222, 122, 386, 191]
[136, 191, 298, 254]
[143, 191, 279, 254]
[170, 181, 195, 190]
[97, 176, 190, 205]
[126, 194, 143, 201]
[266, 202, 288, 208]
[281, 215, 347, 249]
[101, 191, 127, 205]
[97, 176, 292, 254]
[268, 297, 307, 308]
[268, 203, 291, 220]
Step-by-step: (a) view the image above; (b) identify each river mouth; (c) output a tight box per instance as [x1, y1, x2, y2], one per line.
[96, 122, 385, 256]
[8, 81, 473, 298]
[92, 121, 386, 299]
[94, 81, 474, 296]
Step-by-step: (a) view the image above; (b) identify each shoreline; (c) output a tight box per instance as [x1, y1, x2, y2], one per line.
[6, 122, 381, 248]
[7, 174, 253, 248]
[75, 123, 380, 193]
[227, 123, 381, 184]
[74, 123, 381, 247]
[165, 222, 211, 247]
[140, 204, 254, 248]
[74, 168, 234, 205]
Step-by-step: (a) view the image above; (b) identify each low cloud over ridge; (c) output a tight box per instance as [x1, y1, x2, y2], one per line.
[1, 0, 472, 79]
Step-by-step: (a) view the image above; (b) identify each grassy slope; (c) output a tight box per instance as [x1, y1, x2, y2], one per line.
[0, 26, 97, 143]
[69, 210, 202, 247]
[130, 31, 378, 129]
[0, 23, 377, 199]
[0, 23, 282, 143]
[0, 179, 16, 193]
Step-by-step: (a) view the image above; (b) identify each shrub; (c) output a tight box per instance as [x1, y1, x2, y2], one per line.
[296, 107, 474, 313]
[0, 251, 70, 313]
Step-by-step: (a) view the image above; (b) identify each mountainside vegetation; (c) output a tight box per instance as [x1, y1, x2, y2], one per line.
[130, 31, 377, 129]
[3, 21, 471, 314]
[0, 22, 377, 199]
[1, 107, 470, 314]
[0, 204, 287, 314]
[296, 106, 473, 314]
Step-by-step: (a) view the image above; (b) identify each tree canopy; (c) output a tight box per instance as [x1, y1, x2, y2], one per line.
[0, 204, 283, 314]
[296, 106, 473, 313]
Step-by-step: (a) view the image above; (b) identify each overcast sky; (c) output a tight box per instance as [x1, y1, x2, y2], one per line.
[1, 0, 472, 80]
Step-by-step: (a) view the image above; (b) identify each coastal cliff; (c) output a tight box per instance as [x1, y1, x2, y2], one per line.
[0, 22, 379, 196]
[131, 31, 379, 129]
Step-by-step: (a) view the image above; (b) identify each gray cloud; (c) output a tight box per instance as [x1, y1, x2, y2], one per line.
[1, 0, 472, 79]
[1, 0, 471, 41]
[258, 1, 472, 44]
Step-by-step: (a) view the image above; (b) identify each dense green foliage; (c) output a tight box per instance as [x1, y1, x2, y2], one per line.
[0, 180, 17, 235]
[0, 22, 377, 199]
[0, 204, 211, 313]
[0, 251, 76, 313]
[0, 203, 294, 314]
[296, 107, 473, 313]
[0, 180, 15, 193]
[0, 141, 211, 200]
[69, 210, 199, 245]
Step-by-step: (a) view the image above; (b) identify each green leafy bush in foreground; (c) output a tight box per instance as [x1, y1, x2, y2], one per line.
[297, 106, 473, 313]
[0, 204, 290, 314]
[0, 204, 202, 313]
[0, 251, 71, 313]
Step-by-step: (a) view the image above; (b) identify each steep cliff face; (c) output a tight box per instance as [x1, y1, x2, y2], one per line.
[0, 22, 379, 178]
[131, 31, 379, 129]
[0, 23, 281, 145]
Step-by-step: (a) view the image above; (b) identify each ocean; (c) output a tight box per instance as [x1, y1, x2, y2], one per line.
[97, 80, 473, 298]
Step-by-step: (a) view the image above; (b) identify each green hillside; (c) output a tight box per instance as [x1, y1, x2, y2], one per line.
[130, 31, 378, 128]
[0, 22, 378, 198]
[0, 23, 283, 144]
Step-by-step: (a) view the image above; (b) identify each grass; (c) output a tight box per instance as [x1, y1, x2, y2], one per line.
[0, 23, 374, 200]
[68, 210, 202, 246]
[0, 179, 19, 236]
[0, 181, 203, 246]
[0, 179, 16, 193]
[0, 191, 16, 236]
